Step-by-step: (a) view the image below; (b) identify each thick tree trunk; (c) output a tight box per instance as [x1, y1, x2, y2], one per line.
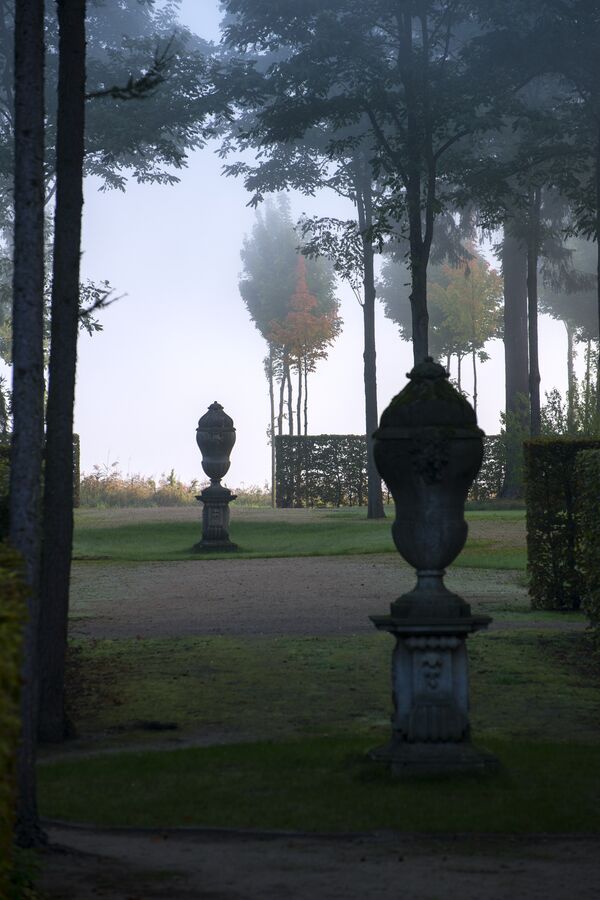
[566, 322, 575, 434]
[10, 0, 46, 848]
[500, 228, 529, 499]
[472, 349, 478, 418]
[38, 0, 86, 744]
[354, 159, 384, 519]
[527, 187, 542, 437]
[409, 251, 429, 364]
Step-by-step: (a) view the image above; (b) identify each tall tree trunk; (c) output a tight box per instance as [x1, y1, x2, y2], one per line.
[354, 159, 384, 519]
[457, 353, 462, 391]
[446, 352, 451, 372]
[286, 362, 293, 435]
[10, 0, 46, 848]
[303, 357, 308, 436]
[277, 366, 285, 437]
[472, 349, 478, 418]
[296, 362, 302, 436]
[500, 228, 529, 499]
[527, 187, 542, 436]
[566, 322, 575, 434]
[268, 347, 276, 508]
[585, 338, 592, 430]
[38, 0, 87, 744]
[596, 123, 600, 418]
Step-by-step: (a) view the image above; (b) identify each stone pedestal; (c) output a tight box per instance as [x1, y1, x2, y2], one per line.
[370, 610, 496, 776]
[193, 483, 238, 552]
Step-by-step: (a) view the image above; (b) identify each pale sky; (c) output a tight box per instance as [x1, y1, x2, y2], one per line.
[54, 2, 574, 487]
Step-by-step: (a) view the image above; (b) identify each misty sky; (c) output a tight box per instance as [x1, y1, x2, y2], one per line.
[71, 0, 570, 489]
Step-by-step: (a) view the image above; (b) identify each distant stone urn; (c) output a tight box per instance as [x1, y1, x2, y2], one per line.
[194, 402, 238, 552]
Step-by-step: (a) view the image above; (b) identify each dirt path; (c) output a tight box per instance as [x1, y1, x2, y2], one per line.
[40, 825, 600, 900]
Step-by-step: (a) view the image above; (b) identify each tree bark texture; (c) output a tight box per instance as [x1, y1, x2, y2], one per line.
[527, 187, 542, 436]
[38, 0, 87, 744]
[472, 350, 478, 418]
[500, 229, 529, 499]
[10, 0, 46, 847]
[296, 363, 302, 436]
[286, 362, 293, 435]
[354, 162, 384, 519]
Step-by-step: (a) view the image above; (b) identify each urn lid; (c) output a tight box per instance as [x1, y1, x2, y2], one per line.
[375, 357, 482, 435]
[197, 401, 235, 433]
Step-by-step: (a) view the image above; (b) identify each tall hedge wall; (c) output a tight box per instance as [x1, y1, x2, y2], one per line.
[524, 437, 600, 610]
[275, 433, 505, 507]
[0, 544, 26, 896]
[574, 450, 600, 647]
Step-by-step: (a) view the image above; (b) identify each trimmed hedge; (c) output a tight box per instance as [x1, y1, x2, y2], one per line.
[0, 543, 26, 896]
[276, 433, 505, 507]
[574, 450, 600, 647]
[525, 437, 600, 610]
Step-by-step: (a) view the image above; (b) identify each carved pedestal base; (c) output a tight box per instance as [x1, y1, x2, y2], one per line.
[193, 483, 238, 552]
[370, 611, 495, 777]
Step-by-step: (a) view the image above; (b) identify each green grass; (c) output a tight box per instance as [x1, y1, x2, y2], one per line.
[73, 511, 526, 568]
[38, 736, 600, 832]
[61, 631, 600, 749]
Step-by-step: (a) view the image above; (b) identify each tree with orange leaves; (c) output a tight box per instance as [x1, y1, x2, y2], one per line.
[269, 257, 341, 435]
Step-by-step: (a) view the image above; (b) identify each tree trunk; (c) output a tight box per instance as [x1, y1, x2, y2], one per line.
[457, 353, 462, 391]
[499, 228, 529, 499]
[472, 349, 478, 418]
[37, 0, 87, 745]
[354, 158, 384, 519]
[10, 0, 46, 848]
[585, 338, 592, 431]
[268, 347, 276, 507]
[446, 353, 451, 373]
[296, 362, 302, 436]
[286, 362, 293, 435]
[277, 365, 285, 437]
[527, 187, 542, 437]
[303, 357, 308, 436]
[596, 123, 600, 418]
[566, 322, 575, 434]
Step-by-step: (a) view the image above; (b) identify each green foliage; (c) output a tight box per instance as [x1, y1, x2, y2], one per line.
[574, 450, 600, 650]
[0, 544, 26, 896]
[0, 442, 8, 540]
[524, 438, 600, 610]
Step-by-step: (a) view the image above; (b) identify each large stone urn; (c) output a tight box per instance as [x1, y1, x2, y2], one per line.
[194, 401, 238, 552]
[370, 358, 495, 775]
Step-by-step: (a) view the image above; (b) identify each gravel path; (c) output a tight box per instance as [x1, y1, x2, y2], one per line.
[70, 555, 571, 639]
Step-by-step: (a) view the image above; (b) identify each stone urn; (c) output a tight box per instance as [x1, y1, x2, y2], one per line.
[370, 358, 495, 775]
[194, 402, 238, 552]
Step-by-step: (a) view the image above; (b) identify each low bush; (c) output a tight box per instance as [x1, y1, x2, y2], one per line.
[574, 450, 600, 649]
[0, 543, 26, 897]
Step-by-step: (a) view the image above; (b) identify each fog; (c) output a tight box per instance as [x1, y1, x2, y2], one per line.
[72, 1, 573, 488]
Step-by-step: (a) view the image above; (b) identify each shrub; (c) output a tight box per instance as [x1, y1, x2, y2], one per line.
[524, 437, 600, 610]
[574, 450, 600, 649]
[0, 543, 26, 897]
[0, 443, 9, 540]
[276, 433, 504, 507]
[79, 464, 199, 508]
